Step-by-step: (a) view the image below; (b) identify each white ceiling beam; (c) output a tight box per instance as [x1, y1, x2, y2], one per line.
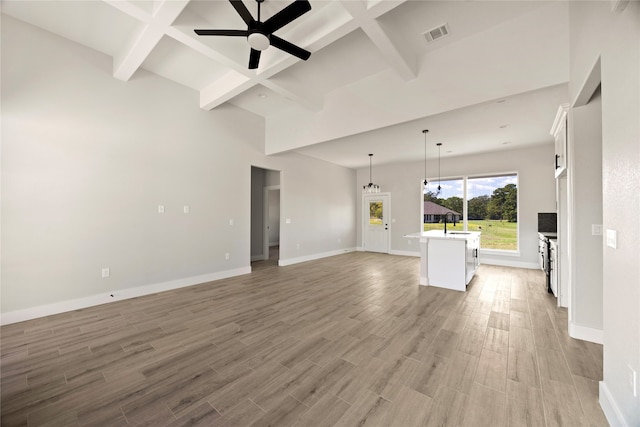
[200, 71, 254, 110]
[341, 0, 417, 81]
[107, 0, 190, 81]
[261, 78, 323, 112]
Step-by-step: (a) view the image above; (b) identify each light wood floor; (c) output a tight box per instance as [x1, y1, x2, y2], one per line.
[1, 252, 607, 426]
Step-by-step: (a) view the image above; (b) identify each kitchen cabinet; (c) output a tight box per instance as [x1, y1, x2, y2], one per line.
[409, 230, 480, 291]
[551, 104, 569, 178]
[549, 239, 558, 298]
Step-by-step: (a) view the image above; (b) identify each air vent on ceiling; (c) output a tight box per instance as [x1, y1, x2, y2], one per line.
[423, 23, 450, 43]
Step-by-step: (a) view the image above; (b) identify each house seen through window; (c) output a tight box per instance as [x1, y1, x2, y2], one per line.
[423, 174, 518, 251]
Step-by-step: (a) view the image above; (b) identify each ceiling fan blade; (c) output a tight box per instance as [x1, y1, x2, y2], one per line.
[270, 35, 310, 60]
[229, 0, 254, 25]
[263, 0, 311, 34]
[194, 29, 249, 37]
[249, 48, 262, 69]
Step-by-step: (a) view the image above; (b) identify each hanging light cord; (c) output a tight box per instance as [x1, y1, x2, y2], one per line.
[369, 154, 373, 184]
[422, 130, 428, 186]
[437, 142, 442, 195]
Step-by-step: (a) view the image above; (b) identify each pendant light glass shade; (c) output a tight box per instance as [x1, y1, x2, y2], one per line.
[363, 153, 381, 194]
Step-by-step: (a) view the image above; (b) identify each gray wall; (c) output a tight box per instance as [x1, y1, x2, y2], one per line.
[356, 144, 558, 268]
[1, 16, 356, 318]
[569, 1, 640, 425]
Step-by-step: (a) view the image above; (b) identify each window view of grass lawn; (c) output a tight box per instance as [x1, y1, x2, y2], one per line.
[423, 175, 518, 250]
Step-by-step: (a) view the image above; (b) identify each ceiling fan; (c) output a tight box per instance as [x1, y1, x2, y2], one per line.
[194, 0, 312, 69]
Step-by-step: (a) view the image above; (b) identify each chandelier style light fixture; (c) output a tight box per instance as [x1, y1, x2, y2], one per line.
[362, 153, 381, 194]
[422, 129, 429, 188]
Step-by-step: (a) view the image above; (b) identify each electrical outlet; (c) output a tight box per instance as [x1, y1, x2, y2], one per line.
[229, 219, 234, 226]
[296, 243, 300, 249]
[592, 224, 602, 236]
[101, 268, 110, 278]
[183, 205, 190, 214]
[158, 205, 165, 213]
[629, 365, 637, 397]
[225, 252, 230, 260]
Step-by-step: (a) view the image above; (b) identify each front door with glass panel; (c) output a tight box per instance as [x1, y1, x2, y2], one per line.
[363, 194, 390, 253]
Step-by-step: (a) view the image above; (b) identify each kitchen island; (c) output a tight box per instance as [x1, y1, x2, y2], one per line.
[406, 230, 480, 291]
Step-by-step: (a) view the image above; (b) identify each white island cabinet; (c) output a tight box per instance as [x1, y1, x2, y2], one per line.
[407, 230, 480, 291]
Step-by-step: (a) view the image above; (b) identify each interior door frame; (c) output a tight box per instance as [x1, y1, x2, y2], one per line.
[263, 185, 280, 261]
[362, 192, 391, 254]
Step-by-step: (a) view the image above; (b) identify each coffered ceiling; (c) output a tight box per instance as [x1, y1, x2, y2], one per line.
[1, 0, 570, 168]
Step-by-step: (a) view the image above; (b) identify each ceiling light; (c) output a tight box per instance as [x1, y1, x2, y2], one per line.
[247, 32, 270, 51]
[257, 93, 267, 99]
[363, 154, 380, 194]
[499, 124, 508, 129]
[496, 99, 506, 104]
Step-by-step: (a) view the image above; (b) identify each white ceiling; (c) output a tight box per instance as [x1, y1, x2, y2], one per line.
[1, 0, 570, 168]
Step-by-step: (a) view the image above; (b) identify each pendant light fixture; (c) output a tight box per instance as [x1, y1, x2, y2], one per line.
[362, 153, 381, 194]
[422, 129, 429, 188]
[435, 142, 442, 196]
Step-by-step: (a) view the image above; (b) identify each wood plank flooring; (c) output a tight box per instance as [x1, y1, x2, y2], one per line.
[0, 252, 608, 426]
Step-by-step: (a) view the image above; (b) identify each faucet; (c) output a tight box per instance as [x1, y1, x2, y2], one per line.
[443, 212, 457, 234]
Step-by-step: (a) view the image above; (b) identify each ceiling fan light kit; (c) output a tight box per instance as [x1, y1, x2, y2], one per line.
[194, 0, 312, 69]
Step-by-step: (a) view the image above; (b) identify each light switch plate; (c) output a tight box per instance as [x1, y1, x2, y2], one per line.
[183, 205, 190, 214]
[158, 205, 165, 213]
[606, 229, 617, 249]
[286, 218, 292, 224]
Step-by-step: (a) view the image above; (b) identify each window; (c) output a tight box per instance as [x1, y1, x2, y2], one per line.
[423, 178, 464, 232]
[369, 201, 383, 225]
[422, 173, 518, 251]
[467, 174, 518, 250]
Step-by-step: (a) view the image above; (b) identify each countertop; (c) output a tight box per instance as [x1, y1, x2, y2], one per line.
[405, 230, 481, 241]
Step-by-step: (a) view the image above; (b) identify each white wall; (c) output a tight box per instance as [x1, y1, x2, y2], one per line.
[0, 16, 356, 322]
[569, 88, 603, 334]
[569, 2, 640, 426]
[268, 190, 280, 246]
[356, 144, 558, 268]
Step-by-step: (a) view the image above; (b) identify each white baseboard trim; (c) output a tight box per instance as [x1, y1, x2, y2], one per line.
[251, 254, 266, 262]
[599, 381, 629, 427]
[278, 248, 356, 266]
[569, 321, 603, 344]
[356, 246, 364, 252]
[389, 250, 420, 257]
[480, 258, 539, 270]
[0, 267, 252, 326]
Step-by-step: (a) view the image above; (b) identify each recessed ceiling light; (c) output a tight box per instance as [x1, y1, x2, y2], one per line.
[496, 99, 506, 104]
[502, 141, 511, 145]
[446, 150, 453, 153]
[257, 93, 267, 99]
[499, 124, 508, 129]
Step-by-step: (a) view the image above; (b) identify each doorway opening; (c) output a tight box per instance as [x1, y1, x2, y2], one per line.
[250, 166, 280, 267]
